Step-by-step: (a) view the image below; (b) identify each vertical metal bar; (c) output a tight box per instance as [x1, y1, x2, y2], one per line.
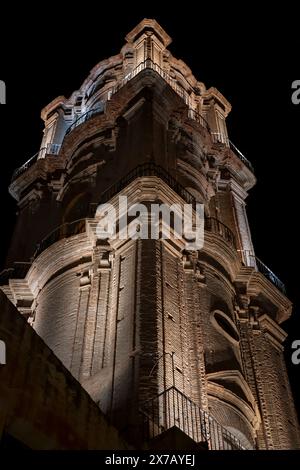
[195, 404, 200, 442]
[176, 388, 180, 429]
[181, 392, 185, 433]
[172, 387, 175, 429]
[167, 388, 170, 428]
[152, 399, 154, 439]
[185, 394, 190, 437]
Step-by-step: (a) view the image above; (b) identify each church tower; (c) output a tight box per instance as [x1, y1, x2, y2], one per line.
[1, 19, 299, 449]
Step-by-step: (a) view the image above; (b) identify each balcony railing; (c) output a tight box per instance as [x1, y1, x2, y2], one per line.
[65, 102, 105, 135]
[211, 132, 254, 173]
[139, 386, 247, 450]
[205, 216, 236, 248]
[11, 143, 61, 181]
[239, 250, 286, 294]
[229, 140, 254, 173]
[95, 162, 198, 208]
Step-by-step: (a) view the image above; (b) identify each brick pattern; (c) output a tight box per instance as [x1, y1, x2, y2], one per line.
[238, 321, 267, 448]
[250, 330, 300, 449]
[138, 240, 160, 404]
[34, 270, 80, 370]
[92, 270, 111, 374]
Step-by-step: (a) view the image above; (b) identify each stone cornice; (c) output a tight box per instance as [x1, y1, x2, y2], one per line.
[218, 177, 250, 202]
[203, 87, 232, 116]
[257, 313, 288, 348]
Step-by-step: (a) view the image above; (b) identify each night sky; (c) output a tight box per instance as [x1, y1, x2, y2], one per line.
[0, 5, 299, 419]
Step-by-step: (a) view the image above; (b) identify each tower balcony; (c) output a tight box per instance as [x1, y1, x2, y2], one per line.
[11, 143, 61, 182]
[110, 58, 210, 133]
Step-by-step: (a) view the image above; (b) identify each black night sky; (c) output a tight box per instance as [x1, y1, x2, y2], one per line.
[0, 4, 299, 421]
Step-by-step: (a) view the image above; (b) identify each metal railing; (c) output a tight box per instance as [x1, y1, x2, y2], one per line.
[12, 62, 253, 181]
[211, 132, 254, 173]
[139, 386, 246, 450]
[97, 162, 197, 208]
[211, 132, 229, 146]
[11, 143, 61, 181]
[239, 249, 286, 294]
[65, 102, 105, 135]
[205, 216, 236, 248]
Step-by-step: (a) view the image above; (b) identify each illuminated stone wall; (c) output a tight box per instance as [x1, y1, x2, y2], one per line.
[0, 291, 128, 449]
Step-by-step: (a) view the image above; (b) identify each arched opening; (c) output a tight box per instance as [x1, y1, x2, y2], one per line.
[225, 426, 254, 450]
[211, 310, 239, 344]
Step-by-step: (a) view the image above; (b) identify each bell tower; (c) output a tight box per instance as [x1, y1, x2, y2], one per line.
[1, 19, 299, 450]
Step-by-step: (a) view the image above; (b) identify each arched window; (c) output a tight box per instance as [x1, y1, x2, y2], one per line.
[211, 310, 239, 343]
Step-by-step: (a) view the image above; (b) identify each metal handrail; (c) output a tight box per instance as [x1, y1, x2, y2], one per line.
[111, 58, 189, 105]
[139, 386, 247, 450]
[11, 151, 41, 181]
[205, 216, 236, 248]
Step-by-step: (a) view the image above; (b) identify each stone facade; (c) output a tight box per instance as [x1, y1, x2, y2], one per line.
[1, 19, 299, 449]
